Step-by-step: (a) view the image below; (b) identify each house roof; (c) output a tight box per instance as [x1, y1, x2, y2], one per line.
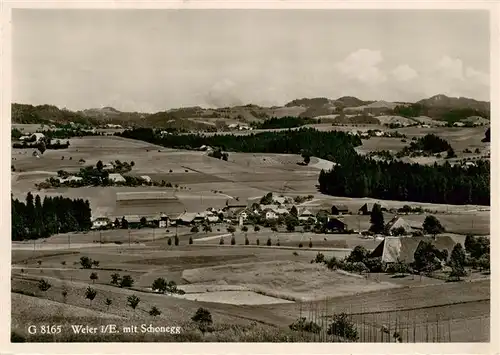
[385, 216, 411, 231]
[109, 173, 125, 182]
[176, 212, 197, 222]
[332, 204, 349, 211]
[371, 236, 457, 264]
[300, 209, 314, 216]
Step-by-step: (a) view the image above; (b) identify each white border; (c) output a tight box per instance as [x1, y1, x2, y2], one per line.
[1, 1, 498, 354]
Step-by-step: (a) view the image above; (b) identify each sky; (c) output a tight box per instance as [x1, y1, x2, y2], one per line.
[12, 9, 490, 112]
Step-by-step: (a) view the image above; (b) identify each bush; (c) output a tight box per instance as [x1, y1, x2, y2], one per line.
[256, 239, 260, 245]
[327, 313, 359, 341]
[289, 317, 321, 334]
[127, 295, 140, 310]
[38, 279, 51, 292]
[167, 237, 172, 246]
[189, 236, 193, 245]
[120, 275, 134, 288]
[230, 236, 236, 245]
[314, 252, 325, 264]
[309, 241, 313, 248]
[80, 256, 93, 269]
[254, 225, 260, 232]
[245, 236, 249, 245]
[220, 237, 224, 245]
[298, 243, 303, 248]
[266, 238, 272, 246]
[174, 235, 179, 246]
[190, 226, 199, 233]
[191, 308, 213, 335]
[152, 278, 168, 293]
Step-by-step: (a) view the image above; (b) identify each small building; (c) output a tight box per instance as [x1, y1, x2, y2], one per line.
[176, 212, 197, 225]
[325, 216, 348, 233]
[263, 209, 278, 220]
[91, 217, 111, 230]
[370, 236, 457, 265]
[222, 200, 247, 211]
[385, 216, 412, 235]
[140, 175, 152, 183]
[331, 204, 349, 215]
[453, 122, 465, 127]
[273, 207, 289, 215]
[159, 213, 170, 228]
[358, 202, 388, 215]
[109, 173, 126, 183]
[298, 209, 316, 222]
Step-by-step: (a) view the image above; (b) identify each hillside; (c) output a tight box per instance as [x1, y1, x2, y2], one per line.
[12, 94, 490, 129]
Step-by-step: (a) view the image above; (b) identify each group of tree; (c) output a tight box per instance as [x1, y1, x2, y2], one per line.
[464, 235, 490, 272]
[79, 256, 100, 269]
[110, 273, 135, 288]
[396, 134, 454, 158]
[151, 277, 185, 295]
[319, 159, 489, 205]
[208, 148, 229, 161]
[11, 192, 92, 241]
[252, 116, 314, 129]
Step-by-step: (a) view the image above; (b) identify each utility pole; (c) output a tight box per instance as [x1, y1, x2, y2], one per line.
[99, 230, 102, 246]
[128, 229, 131, 246]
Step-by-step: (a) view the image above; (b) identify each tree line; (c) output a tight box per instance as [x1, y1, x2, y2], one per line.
[11, 192, 92, 240]
[118, 127, 489, 206]
[251, 116, 315, 129]
[319, 159, 489, 205]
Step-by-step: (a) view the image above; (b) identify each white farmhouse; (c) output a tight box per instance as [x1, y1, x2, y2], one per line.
[109, 173, 126, 183]
[92, 217, 111, 230]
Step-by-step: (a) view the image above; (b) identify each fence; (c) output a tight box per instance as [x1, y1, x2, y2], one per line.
[293, 300, 490, 342]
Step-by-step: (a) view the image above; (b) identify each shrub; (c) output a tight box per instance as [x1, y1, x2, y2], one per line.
[325, 256, 339, 270]
[220, 237, 224, 245]
[38, 279, 51, 292]
[254, 225, 260, 232]
[327, 313, 359, 341]
[245, 236, 249, 245]
[241, 225, 248, 232]
[85, 286, 97, 306]
[80, 256, 93, 269]
[110, 273, 121, 285]
[89, 272, 98, 284]
[152, 278, 168, 293]
[174, 235, 179, 246]
[191, 308, 213, 335]
[266, 238, 272, 246]
[167, 237, 172, 246]
[190, 226, 199, 233]
[289, 317, 321, 334]
[309, 240, 313, 248]
[314, 252, 325, 264]
[189, 236, 193, 245]
[298, 243, 303, 248]
[149, 306, 161, 317]
[127, 295, 140, 310]
[230, 236, 236, 245]
[256, 239, 260, 245]
[120, 275, 134, 288]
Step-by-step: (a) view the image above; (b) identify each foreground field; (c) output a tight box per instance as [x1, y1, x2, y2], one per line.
[11, 239, 490, 342]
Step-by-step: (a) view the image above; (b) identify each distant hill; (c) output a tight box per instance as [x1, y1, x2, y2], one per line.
[417, 94, 489, 112]
[11, 94, 490, 129]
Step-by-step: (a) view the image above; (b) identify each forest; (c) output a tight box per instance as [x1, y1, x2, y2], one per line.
[11, 193, 92, 241]
[318, 159, 490, 205]
[251, 116, 315, 129]
[117, 127, 490, 206]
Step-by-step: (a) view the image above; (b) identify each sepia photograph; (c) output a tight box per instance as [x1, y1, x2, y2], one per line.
[5, 4, 494, 346]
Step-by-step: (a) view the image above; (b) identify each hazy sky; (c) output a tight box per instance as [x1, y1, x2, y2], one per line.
[13, 9, 490, 112]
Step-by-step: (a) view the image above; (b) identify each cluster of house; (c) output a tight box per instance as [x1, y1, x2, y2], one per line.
[91, 197, 422, 238]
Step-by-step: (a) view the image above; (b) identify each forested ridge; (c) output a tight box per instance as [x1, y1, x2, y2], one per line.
[117, 128, 490, 206]
[11, 193, 92, 241]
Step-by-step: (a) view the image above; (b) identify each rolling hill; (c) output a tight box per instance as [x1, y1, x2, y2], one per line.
[11, 94, 490, 129]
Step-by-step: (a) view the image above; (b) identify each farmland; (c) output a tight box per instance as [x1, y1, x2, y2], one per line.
[11, 123, 490, 343]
